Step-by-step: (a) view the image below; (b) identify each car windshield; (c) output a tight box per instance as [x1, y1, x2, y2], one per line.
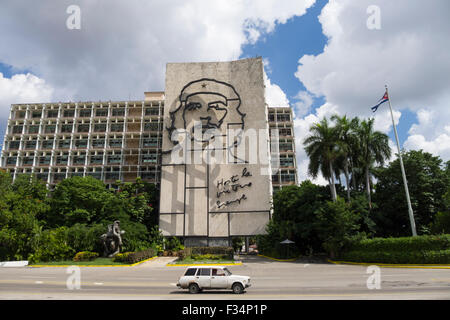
[223, 268, 232, 276]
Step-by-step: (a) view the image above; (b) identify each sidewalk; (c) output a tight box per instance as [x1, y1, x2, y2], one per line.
[135, 256, 178, 268]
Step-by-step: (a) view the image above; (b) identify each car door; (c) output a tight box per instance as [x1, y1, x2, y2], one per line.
[196, 268, 211, 289]
[210, 268, 229, 289]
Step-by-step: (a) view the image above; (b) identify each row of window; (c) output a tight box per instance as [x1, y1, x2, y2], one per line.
[268, 113, 291, 122]
[10, 122, 162, 135]
[5, 154, 159, 166]
[13, 107, 161, 119]
[6, 136, 160, 150]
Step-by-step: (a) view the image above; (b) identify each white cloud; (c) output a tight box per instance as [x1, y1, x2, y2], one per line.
[0, 0, 315, 105]
[264, 71, 290, 108]
[0, 72, 54, 120]
[294, 0, 450, 162]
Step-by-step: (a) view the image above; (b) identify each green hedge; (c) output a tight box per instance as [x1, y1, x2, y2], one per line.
[112, 248, 156, 264]
[340, 249, 450, 264]
[182, 246, 234, 260]
[339, 235, 450, 264]
[345, 235, 450, 252]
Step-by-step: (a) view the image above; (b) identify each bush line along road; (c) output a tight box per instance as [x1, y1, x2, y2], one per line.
[1, 255, 449, 300]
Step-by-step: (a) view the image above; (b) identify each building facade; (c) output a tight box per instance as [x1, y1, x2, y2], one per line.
[1, 99, 297, 191]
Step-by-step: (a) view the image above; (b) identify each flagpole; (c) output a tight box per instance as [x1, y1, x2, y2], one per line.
[385, 85, 417, 236]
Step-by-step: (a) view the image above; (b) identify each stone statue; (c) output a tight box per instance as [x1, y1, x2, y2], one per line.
[100, 220, 125, 258]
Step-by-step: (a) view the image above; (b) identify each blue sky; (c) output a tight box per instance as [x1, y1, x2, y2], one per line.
[1, 1, 449, 180]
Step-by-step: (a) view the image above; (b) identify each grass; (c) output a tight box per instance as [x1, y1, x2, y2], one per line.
[30, 257, 131, 266]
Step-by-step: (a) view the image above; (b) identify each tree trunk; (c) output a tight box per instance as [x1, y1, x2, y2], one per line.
[344, 161, 351, 202]
[365, 166, 372, 209]
[329, 161, 337, 201]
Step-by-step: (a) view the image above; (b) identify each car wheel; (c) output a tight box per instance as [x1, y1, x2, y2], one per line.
[232, 282, 244, 294]
[189, 283, 200, 294]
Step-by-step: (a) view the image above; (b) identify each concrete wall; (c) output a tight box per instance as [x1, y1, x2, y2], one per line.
[159, 58, 272, 240]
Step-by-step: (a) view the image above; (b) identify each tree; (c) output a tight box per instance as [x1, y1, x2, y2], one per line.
[304, 118, 339, 201]
[331, 115, 360, 201]
[355, 118, 391, 208]
[373, 150, 449, 236]
[315, 198, 361, 258]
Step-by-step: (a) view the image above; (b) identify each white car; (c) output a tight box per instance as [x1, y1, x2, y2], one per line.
[176, 266, 251, 294]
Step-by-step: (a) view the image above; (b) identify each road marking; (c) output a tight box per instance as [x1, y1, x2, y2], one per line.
[94, 283, 103, 285]
[169, 283, 177, 286]
[35, 281, 43, 284]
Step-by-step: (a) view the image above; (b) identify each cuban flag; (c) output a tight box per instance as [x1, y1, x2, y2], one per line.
[371, 91, 389, 112]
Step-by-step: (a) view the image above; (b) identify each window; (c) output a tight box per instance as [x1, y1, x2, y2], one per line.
[28, 125, 39, 134]
[107, 154, 122, 164]
[42, 140, 54, 149]
[95, 109, 108, 117]
[90, 154, 103, 164]
[63, 110, 75, 118]
[109, 139, 122, 148]
[94, 124, 107, 132]
[39, 156, 51, 165]
[56, 155, 69, 165]
[280, 156, 294, 167]
[142, 153, 157, 163]
[61, 124, 73, 133]
[184, 268, 197, 276]
[9, 141, 20, 150]
[25, 141, 37, 149]
[144, 123, 160, 131]
[22, 157, 34, 165]
[79, 109, 91, 117]
[12, 126, 23, 134]
[92, 139, 105, 148]
[73, 155, 86, 165]
[212, 268, 225, 276]
[142, 137, 158, 147]
[145, 108, 159, 116]
[279, 128, 292, 136]
[110, 123, 123, 132]
[47, 110, 59, 118]
[15, 111, 26, 119]
[58, 140, 71, 149]
[277, 113, 291, 122]
[45, 125, 56, 133]
[32, 111, 42, 118]
[268, 113, 275, 122]
[6, 157, 17, 165]
[75, 139, 88, 148]
[199, 268, 211, 276]
[112, 109, 125, 116]
[77, 124, 89, 133]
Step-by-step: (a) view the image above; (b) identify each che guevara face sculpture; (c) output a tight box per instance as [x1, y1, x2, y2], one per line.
[165, 78, 245, 150]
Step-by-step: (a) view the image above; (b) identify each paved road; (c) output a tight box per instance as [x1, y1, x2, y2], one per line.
[0, 255, 449, 300]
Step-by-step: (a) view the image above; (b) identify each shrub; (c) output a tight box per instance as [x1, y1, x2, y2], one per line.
[344, 234, 450, 252]
[191, 254, 229, 261]
[113, 248, 156, 264]
[112, 252, 134, 263]
[73, 251, 99, 262]
[184, 247, 234, 259]
[28, 227, 75, 263]
[339, 234, 450, 264]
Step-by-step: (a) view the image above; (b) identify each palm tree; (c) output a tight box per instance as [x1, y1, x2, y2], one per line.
[356, 118, 392, 208]
[303, 118, 339, 201]
[331, 115, 359, 202]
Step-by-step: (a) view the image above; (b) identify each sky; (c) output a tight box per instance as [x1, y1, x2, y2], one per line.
[1, 0, 449, 184]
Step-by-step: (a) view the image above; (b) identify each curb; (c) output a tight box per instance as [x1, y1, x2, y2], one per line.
[257, 254, 299, 262]
[328, 259, 450, 269]
[166, 262, 243, 267]
[28, 256, 157, 268]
